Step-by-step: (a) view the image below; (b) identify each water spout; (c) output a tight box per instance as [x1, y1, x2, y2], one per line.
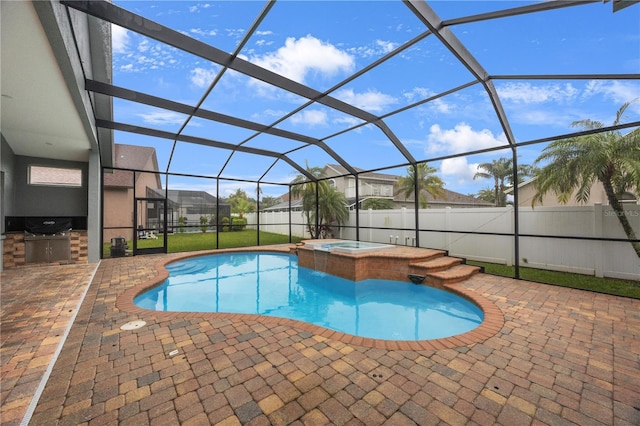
[408, 274, 425, 284]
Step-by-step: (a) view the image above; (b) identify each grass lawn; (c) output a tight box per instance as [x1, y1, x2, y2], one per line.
[468, 261, 640, 299]
[104, 230, 301, 256]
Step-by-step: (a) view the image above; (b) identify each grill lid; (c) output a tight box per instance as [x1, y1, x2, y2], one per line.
[25, 217, 72, 234]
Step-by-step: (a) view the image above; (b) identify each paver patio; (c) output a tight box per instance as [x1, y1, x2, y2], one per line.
[2, 245, 639, 425]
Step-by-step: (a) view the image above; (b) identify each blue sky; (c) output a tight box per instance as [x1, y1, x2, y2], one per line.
[110, 1, 640, 199]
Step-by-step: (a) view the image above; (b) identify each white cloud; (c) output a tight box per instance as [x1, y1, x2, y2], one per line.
[333, 88, 397, 113]
[190, 28, 217, 37]
[188, 5, 210, 13]
[290, 109, 328, 126]
[441, 157, 480, 184]
[114, 36, 180, 72]
[137, 39, 150, 53]
[427, 123, 507, 154]
[375, 40, 398, 54]
[111, 25, 130, 54]
[429, 98, 454, 114]
[403, 87, 458, 115]
[250, 35, 354, 84]
[403, 87, 432, 103]
[252, 109, 287, 121]
[138, 111, 186, 126]
[333, 116, 363, 127]
[190, 67, 218, 88]
[512, 109, 574, 127]
[582, 80, 640, 106]
[226, 28, 245, 39]
[497, 82, 579, 104]
[348, 39, 399, 58]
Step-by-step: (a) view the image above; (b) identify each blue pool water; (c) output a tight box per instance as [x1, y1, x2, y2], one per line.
[134, 252, 483, 341]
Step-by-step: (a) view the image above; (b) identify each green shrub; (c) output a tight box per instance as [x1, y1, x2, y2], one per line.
[178, 216, 187, 233]
[199, 216, 208, 233]
[231, 217, 247, 231]
[221, 216, 229, 232]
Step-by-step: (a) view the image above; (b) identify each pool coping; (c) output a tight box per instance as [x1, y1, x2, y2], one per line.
[116, 245, 504, 351]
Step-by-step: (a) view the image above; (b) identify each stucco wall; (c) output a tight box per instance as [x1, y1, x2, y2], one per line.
[516, 181, 610, 207]
[13, 155, 88, 217]
[104, 187, 133, 241]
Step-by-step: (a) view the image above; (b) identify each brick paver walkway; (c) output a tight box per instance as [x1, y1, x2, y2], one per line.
[1, 263, 97, 425]
[4, 246, 639, 425]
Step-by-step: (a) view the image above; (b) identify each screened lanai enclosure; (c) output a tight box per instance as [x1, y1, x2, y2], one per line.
[82, 1, 640, 280]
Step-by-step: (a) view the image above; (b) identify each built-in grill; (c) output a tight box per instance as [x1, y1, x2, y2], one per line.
[24, 217, 72, 263]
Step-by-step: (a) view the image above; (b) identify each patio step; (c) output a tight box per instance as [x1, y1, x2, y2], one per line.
[426, 264, 481, 287]
[407, 255, 479, 287]
[410, 256, 462, 273]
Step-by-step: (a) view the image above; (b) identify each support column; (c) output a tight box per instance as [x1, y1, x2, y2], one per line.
[88, 150, 101, 263]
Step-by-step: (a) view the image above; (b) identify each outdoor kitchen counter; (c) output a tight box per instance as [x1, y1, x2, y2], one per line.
[2, 230, 88, 269]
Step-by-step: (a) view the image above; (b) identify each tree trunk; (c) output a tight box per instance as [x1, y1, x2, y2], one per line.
[602, 178, 640, 259]
[304, 212, 317, 239]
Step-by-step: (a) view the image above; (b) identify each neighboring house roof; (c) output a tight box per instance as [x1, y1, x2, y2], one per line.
[324, 164, 398, 181]
[504, 176, 537, 194]
[103, 144, 160, 188]
[265, 164, 490, 210]
[146, 188, 230, 206]
[261, 198, 303, 212]
[166, 189, 229, 206]
[396, 187, 493, 207]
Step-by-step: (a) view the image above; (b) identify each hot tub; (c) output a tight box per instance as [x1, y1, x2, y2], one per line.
[304, 240, 394, 254]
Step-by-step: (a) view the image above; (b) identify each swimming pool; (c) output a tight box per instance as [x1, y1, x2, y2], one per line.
[134, 252, 484, 341]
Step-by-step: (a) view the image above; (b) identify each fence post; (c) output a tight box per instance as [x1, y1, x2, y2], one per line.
[401, 207, 406, 244]
[507, 205, 514, 267]
[445, 207, 451, 252]
[594, 203, 604, 278]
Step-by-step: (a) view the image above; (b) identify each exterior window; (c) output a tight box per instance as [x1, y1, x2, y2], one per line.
[28, 165, 82, 187]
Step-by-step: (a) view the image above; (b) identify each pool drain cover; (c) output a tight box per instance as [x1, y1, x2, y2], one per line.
[120, 320, 146, 330]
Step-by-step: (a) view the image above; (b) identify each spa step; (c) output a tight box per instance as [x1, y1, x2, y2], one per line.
[410, 256, 462, 273]
[426, 264, 481, 287]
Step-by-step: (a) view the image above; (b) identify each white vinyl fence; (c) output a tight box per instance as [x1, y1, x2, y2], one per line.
[246, 203, 640, 280]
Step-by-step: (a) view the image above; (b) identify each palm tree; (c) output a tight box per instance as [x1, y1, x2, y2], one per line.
[361, 198, 395, 210]
[316, 184, 349, 238]
[476, 187, 497, 205]
[395, 163, 445, 208]
[227, 188, 255, 218]
[291, 164, 349, 238]
[511, 164, 538, 187]
[533, 101, 640, 258]
[473, 157, 513, 207]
